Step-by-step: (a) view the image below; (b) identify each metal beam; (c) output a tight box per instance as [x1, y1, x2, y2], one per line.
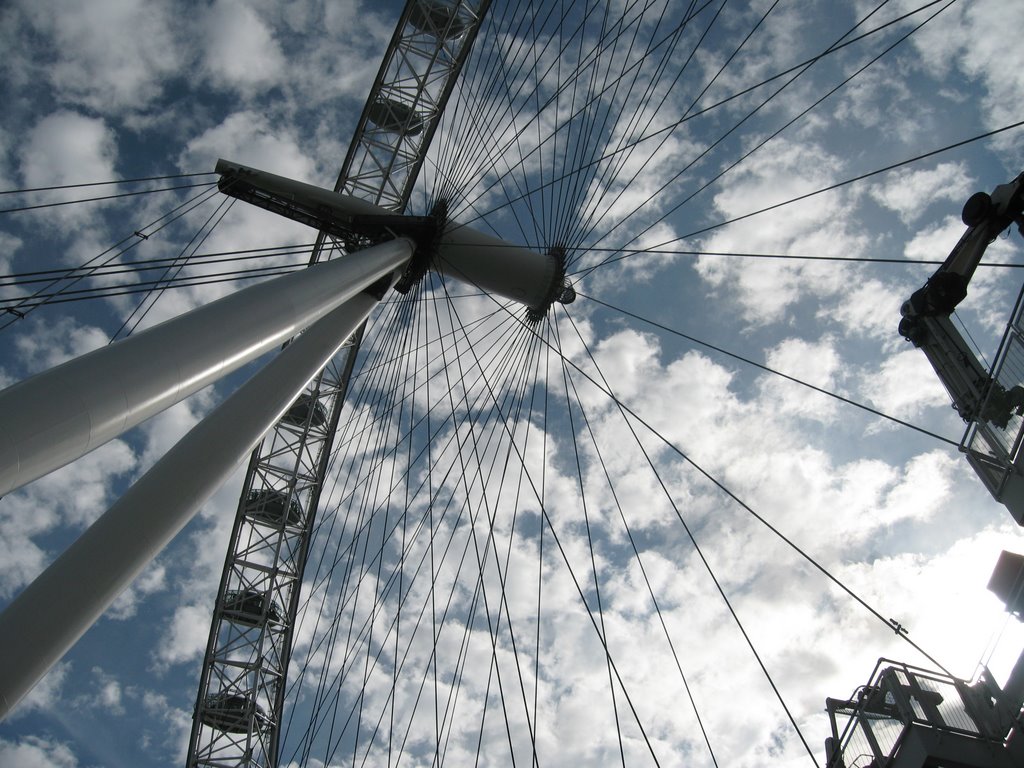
[216, 159, 569, 314]
[0, 240, 410, 718]
[0, 240, 413, 498]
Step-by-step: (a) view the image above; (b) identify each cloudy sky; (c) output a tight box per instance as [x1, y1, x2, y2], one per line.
[2, 0, 1024, 766]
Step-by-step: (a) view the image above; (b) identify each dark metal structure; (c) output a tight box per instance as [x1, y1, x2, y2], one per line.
[825, 550, 1024, 767]
[825, 659, 1024, 767]
[900, 172, 1024, 523]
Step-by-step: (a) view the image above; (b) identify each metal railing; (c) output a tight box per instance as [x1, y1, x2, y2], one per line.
[962, 279, 1024, 508]
[826, 659, 1016, 768]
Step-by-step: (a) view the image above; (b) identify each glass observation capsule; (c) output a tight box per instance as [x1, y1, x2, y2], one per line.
[366, 97, 424, 136]
[199, 692, 269, 734]
[244, 488, 303, 528]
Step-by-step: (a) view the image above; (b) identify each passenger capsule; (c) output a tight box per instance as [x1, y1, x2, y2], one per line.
[222, 589, 284, 627]
[409, 0, 468, 39]
[200, 692, 269, 734]
[366, 98, 425, 136]
[282, 393, 327, 428]
[245, 488, 303, 527]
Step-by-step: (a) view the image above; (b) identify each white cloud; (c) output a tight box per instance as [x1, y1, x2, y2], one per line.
[856, 347, 952, 423]
[84, 667, 125, 716]
[139, 690, 192, 760]
[20, 111, 117, 187]
[18, 663, 71, 718]
[827, 276, 909, 343]
[0, 735, 78, 768]
[152, 603, 213, 671]
[759, 336, 843, 423]
[694, 138, 869, 326]
[201, 0, 287, 96]
[0, 438, 136, 596]
[868, 161, 973, 225]
[837, 523, 1019, 677]
[897, 0, 1024, 156]
[903, 214, 967, 264]
[0, 506, 55, 600]
[13, 0, 184, 113]
[570, 324, 970, 560]
[12, 316, 108, 375]
[832, 65, 919, 140]
[0, 232, 23, 301]
[18, 111, 119, 228]
[179, 110, 318, 184]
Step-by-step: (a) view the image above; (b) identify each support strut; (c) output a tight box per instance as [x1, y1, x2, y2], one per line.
[0, 238, 412, 718]
[0, 239, 413, 498]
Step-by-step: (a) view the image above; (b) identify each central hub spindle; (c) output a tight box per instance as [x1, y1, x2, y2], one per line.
[215, 159, 575, 319]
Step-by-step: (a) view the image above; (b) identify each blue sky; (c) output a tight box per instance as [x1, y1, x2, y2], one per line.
[1, 1, 1024, 766]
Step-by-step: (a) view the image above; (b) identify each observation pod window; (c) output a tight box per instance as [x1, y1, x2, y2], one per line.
[367, 98, 425, 136]
[409, 0, 468, 39]
[199, 692, 269, 734]
[244, 489, 303, 528]
[282, 393, 327, 428]
[222, 589, 284, 628]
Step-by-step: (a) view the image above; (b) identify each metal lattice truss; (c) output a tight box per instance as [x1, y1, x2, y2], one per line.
[337, 0, 491, 209]
[188, 342, 359, 766]
[186, 2, 491, 766]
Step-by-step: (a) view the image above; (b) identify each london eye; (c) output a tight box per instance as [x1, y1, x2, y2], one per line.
[1, 1, 1023, 767]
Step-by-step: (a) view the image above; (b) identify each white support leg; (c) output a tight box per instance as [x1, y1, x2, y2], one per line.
[0, 284, 397, 719]
[0, 238, 413, 497]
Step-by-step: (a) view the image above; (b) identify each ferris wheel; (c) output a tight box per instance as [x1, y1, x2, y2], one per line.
[1, 1, 1023, 767]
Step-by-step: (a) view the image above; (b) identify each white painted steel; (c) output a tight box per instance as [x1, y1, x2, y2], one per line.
[216, 158, 387, 218]
[216, 159, 560, 310]
[0, 288, 392, 719]
[0, 238, 414, 497]
[434, 222, 556, 309]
